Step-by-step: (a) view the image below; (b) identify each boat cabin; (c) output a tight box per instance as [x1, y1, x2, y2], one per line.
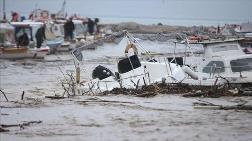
[0, 23, 16, 47]
[199, 39, 252, 84]
[200, 55, 252, 74]
[200, 39, 245, 58]
[199, 39, 252, 75]
[182, 39, 252, 85]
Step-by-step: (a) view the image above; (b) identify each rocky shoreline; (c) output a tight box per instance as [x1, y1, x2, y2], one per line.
[106, 22, 191, 34]
[99, 22, 228, 43]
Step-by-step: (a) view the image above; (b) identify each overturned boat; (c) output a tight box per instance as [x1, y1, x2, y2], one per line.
[71, 31, 186, 94]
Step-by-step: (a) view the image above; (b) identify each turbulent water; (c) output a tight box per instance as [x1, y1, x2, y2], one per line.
[1, 0, 252, 26]
[1, 40, 252, 141]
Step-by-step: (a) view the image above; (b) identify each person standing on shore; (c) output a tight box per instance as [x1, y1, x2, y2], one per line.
[217, 25, 220, 34]
[94, 18, 100, 36]
[87, 18, 94, 35]
[35, 24, 46, 48]
[64, 17, 75, 40]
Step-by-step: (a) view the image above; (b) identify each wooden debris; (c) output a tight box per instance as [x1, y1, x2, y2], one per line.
[239, 91, 252, 96]
[0, 89, 8, 101]
[135, 92, 157, 97]
[194, 105, 252, 111]
[102, 83, 251, 98]
[45, 96, 65, 99]
[0, 127, 9, 132]
[1, 121, 42, 130]
[220, 105, 252, 110]
[21, 91, 25, 100]
[76, 100, 135, 104]
[193, 100, 252, 111]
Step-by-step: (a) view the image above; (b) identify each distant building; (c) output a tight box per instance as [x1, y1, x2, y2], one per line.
[239, 22, 252, 33]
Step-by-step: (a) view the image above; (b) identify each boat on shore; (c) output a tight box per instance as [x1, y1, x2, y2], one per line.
[0, 22, 49, 59]
[43, 22, 64, 54]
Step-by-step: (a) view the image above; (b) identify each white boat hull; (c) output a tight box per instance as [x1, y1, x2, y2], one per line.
[79, 61, 186, 93]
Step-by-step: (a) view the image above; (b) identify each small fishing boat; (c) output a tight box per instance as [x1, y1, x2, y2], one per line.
[0, 23, 49, 59]
[71, 31, 186, 93]
[44, 23, 64, 54]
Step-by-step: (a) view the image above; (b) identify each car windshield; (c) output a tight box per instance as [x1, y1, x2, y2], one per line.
[230, 58, 252, 72]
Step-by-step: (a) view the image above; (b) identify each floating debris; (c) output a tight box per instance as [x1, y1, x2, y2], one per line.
[0, 128, 9, 132]
[0, 121, 42, 131]
[101, 83, 252, 98]
[193, 100, 252, 111]
[45, 96, 66, 99]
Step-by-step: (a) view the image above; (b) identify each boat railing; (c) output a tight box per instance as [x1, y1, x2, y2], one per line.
[83, 72, 149, 93]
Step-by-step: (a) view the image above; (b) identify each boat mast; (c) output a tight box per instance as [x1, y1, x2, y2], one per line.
[3, 0, 6, 20]
[57, 0, 66, 18]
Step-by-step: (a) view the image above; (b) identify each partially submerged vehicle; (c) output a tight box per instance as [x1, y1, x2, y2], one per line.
[181, 39, 252, 86]
[0, 22, 49, 59]
[71, 31, 186, 93]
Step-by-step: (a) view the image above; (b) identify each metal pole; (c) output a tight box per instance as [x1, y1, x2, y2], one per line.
[76, 65, 80, 84]
[3, 0, 6, 20]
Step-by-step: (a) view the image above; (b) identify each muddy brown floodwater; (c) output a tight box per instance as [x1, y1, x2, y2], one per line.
[1, 41, 252, 141]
